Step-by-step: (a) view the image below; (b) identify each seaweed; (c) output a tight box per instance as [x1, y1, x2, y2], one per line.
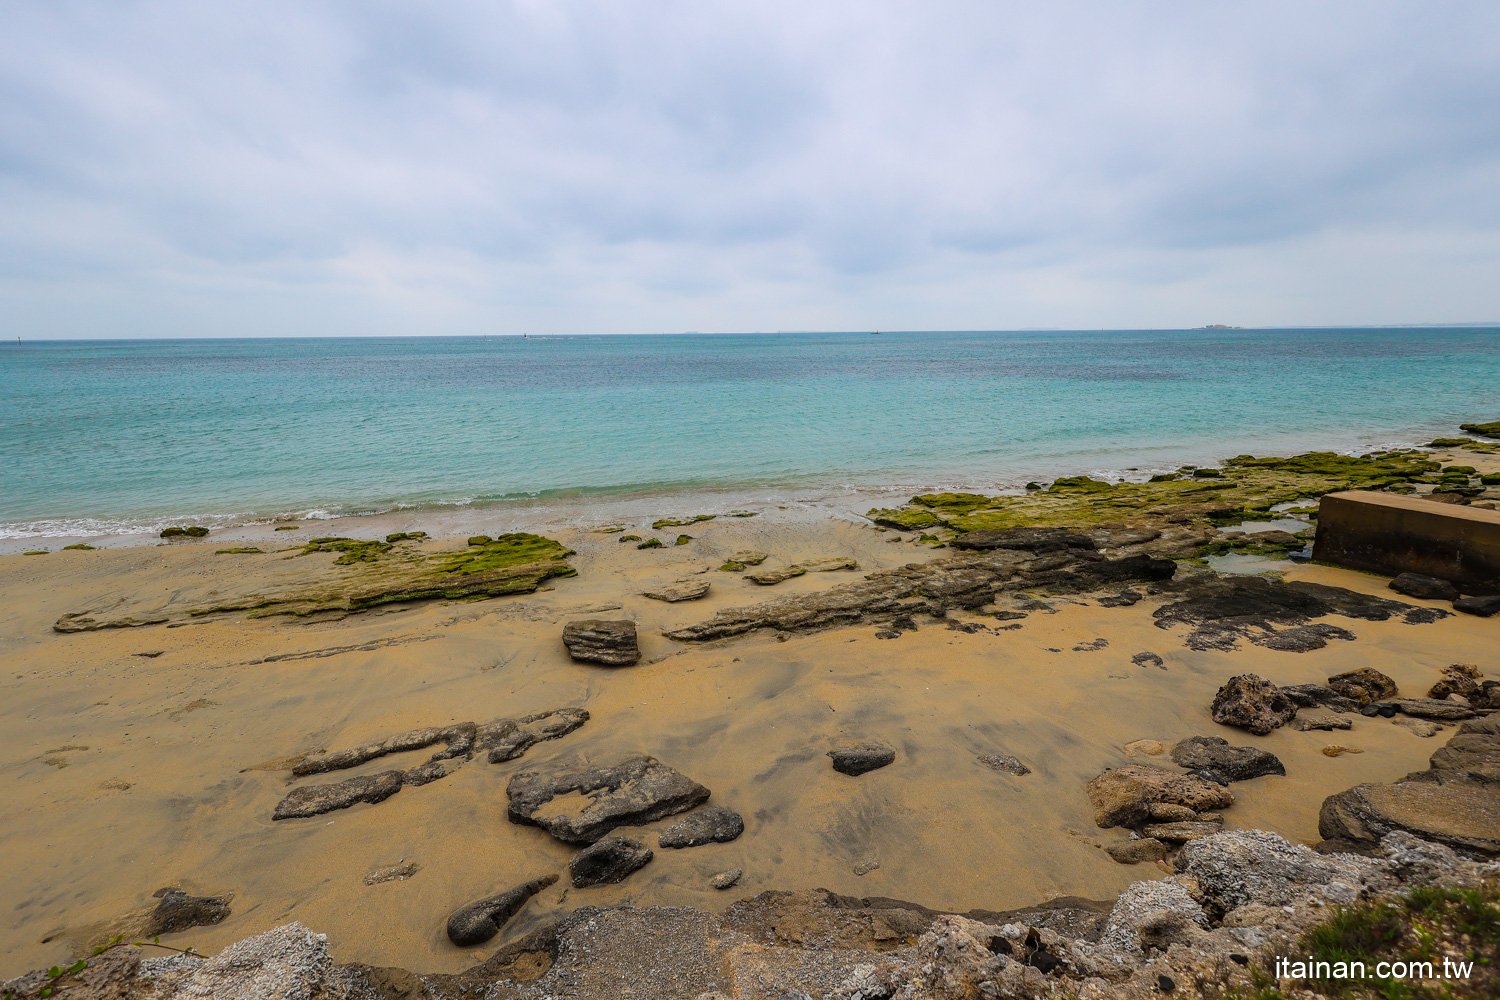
[62, 544, 96, 551]
[652, 514, 716, 529]
[434, 534, 574, 575]
[215, 547, 263, 555]
[300, 537, 393, 564]
[674, 534, 693, 545]
[637, 538, 663, 549]
[385, 531, 428, 543]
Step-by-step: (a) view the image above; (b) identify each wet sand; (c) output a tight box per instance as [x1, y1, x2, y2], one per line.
[0, 513, 1494, 976]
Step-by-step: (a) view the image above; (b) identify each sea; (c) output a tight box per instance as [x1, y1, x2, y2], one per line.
[2, 328, 1498, 545]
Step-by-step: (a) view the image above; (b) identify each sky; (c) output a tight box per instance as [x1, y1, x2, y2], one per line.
[2, 1, 1499, 338]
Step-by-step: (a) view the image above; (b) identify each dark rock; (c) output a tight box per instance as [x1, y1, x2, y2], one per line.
[1327, 667, 1398, 705]
[1169, 736, 1285, 781]
[1209, 674, 1298, 735]
[1429, 727, 1500, 781]
[1085, 765, 1235, 829]
[447, 874, 559, 946]
[1132, 651, 1165, 669]
[1158, 974, 1177, 993]
[569, 836, 654, 887]
[1361, 702, 1400, 718]
[1429, 663, 1483, 701]
[145, 887, 232, 936]
[477, 707, 590, 763]
[507, 754, 711, 843]
[828, 743, 896, 776]
[1393, 698, 1476, 720]
[1319, 781, 1500, 857]
[658, 805, 745, 848]
[272, 770, 405, 820]
[1097, 590, 1141, 607]
[403, 759, 458, 786]
[952, 528, 1096, 552]
[562, 620, 639, 666]
[978, 753, 1031, 776]
[1142, 820, 1224, 842]
[710, 869, 743, 890]
[1390, 572, 1461, 601]
[1106, 839, 1170, 864]
[1280, 683, 1363, 713]
[1185, 768, 1230, 786]
[1454, 595, 1500, 617]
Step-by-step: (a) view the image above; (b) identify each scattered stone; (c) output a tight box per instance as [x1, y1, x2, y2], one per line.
[658, 805, 745, 848]
[570, 837, 653, 887]
[290, 708, 589, 776]
[363, 861, 420, 885]
[642, 580, 711, 603]
[746, 557, 858, 585]
[828, 743, 896, 776]
[146, 887, 233, 936]
[1393, 717, 1443, 738]
[1105, 839, 1170, 864]
[1389, 572, 1461, 601]
[1327, 667, 1398, 705]
[1142, 820, 1224, 842]
[1209, 674, 1298, 735]
[447, 874, 559, 945]
[1098, 590, 1142, 607]
[1392, 698, 1476, 720]
[637, 538, 663, 549]
[403, 759, 458, 786]
[1322, 745, 1363, 757]
[507, 754, 711, 843]
[1294, 715, 1353, 731]
[728, 551, 768, 566]
[1429, 663, 1483, 701]
[978, 754, 1031, 776]
[99, 778, 134, 790]
[1131, 651, 1165, 669]
[851, 859, 881, 876]
[1072, 638, 1109, 652]
[1280, 683, 1363, 713]
[1169, 736, 1285, 781]
[710, 869, 742, 890]
[1453, 594, 1500, 617]
[1085, 765, 1235, 829]
[272, 770, 405, 820]
[1124, 739, 1167, 757]
[562, 620, 640, 666]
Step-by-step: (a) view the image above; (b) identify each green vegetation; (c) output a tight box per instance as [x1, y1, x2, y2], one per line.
[674, 534, 693, 545]
[274, 524, 300, 530]
[299, 537, 393, 564]
[720, 561, 745, 571]
[215, 547, 263, 555]
[1460, 421, 1500, 438]
[652, 514, 716, 529]
[637, 538, 663, 549]
[467, 535, 492, 545]
[385, 531, 427, 543]
[619, 534, 642, 542]
[1482, 474, 1500, 486]
[727, 510, 758, 517]
[160, 526, 209, 538]
[1429, 438, 1473, 447]
[62, 543, 95, 551]
[434, 533, 574, 575]
[867, 449, 1444, 533]
[1193, 468, 1223, 478]
[24, 550, 48, 556]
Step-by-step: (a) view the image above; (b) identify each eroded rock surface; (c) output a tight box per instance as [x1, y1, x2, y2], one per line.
[507, 754, 711, 843]
[272, 770, 405, 820]
[1169, 736, 1285, 782]
[562, 620, 640, 666]
[146, 887, 233, 936]
[829, 743, 896, 776]
[1209, 674, 1298, 735]
[570, 836, 654, 887]
[447, 874, 558, 946]
[1085, 765, 1234, 829]
[658, 805, 745, 848]
[1390, 572, 1460, 600]
[1327, 667, 1399, 705]
[642, 580, 710, 603]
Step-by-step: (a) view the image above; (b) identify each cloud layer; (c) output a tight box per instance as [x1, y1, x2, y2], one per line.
[3, 1, 1498, 336]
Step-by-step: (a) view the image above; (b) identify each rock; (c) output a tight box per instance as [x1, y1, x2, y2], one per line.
[828, 743, 896, 776]
[1392, 698, 1476, 720]
[1429, 663, 1484, 701]
[1294, 715, 1353, 731]
[1319, 780, 1500, 857]
[447, 874, 559, 946]
[1362, 702, 1400, 718]
[272, 770, 405, 820]
[1098, 590, 1142, 607]
[1280, 683, 1363, 713]
[363, 861, 420, 885]
[478, 707, 591, 763]
[142, 922, 341, 1000]
[507, 754, 711, 843]
[637, 538, 663, 549]
[977, 753, 1031, 776]
[1146, 803, 1199, 822]
[710, 869, 742, 890]
[145, 887, 233, 936]
[1099, 879, 1207, 953]
[1085, 765, 1235, 829]
[851, 858, 881, 876]
[728, 551, 768, 565]
[1132, 651, 1165, 669]
[643, 580, 710, 603]
[1073, 638, 1109, 651]
[562, 620, 640, 666]
[1393, 717, 1443, 737]
[1175, 829, 1373, 909]
[1141, 821, 1224, 842]
[1389, 572, 1461, 601]
[1429, 726, 1500, 781]
[1321, 745, 1363, 757]
[288, 708, 589, 776]
[658, 805, 745, 848]
[1209, 675, 1298, 735]
[1124, 739, 1168, 757]
[1169, 736, 1285, 781]
[1106, 839, 1171, 864]
[1327, 667, 1398, 705]
[403, 758, 459, 786]
[953, 527, 1096, 552]
[570, 836, 654, 887]
[1454, 594, 1500, 617]
[746, 557, 858, 585]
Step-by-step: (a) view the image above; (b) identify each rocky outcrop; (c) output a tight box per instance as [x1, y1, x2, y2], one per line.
[562, 620, 640, 665]
[272, 770, 405, 820]
[507, 754, 711, 843]
[951, 528, 1096, 553]
[1428, 663, 1484, 701]
[1327, 667, 1398, 705]
[1280, 683, 1362, 713]
[1209, 674, 1298, 735]
[1175, 829, 1374, 910]
[1454, 594, 1500, 616]
[1085, 765, 1234, 828]
[1390, 571, 1460, 600]
[1168, 736, 1284, 781]
[642, 580, 711, 603]
[446, 874, 558, 946]
[745, 557, 859, 585]
[145, 887, 233, 936]
[658, 805, 745, 848]
[828, 743, 896, 776]
[569, 837, 654, 887]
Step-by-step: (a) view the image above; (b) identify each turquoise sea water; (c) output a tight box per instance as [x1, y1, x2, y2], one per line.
[2, 329, 1498, 538]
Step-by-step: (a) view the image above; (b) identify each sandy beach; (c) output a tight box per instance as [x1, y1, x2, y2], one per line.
[3, 443, 1496, 980]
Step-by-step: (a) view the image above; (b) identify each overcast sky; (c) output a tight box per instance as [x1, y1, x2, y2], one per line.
[2, 1, 1498, 337]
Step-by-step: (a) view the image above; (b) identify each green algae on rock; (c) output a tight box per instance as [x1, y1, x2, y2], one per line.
[62, 543, 96, 550]
[674, 534, 693, 545]
[215, 547, 264, 555]
[637, 538, 663, 549]
[298, 537, 393, 564]
[652, 514, 716, 529]
[1460, 421, 1500, 438]
[866, 507, 941, 531]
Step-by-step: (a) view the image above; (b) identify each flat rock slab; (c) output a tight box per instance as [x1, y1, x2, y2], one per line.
[1086, 765, 1235, 829]
[1169, 736, 1285, 782]
[1393, 698, 1476, 720]
[828, 743, 896, 776]
[570, 836, 654, 887]
[658, 805, 745, 848]
[1319, 780, 1500, 857]
[562, 620, 640, 666]
[507, 754, 711, 843]
[746, 558, 859, 585]
[1141, 820, 1224, 842]
[1390, 572, 1460, 601]
[1105, 839, 1170, 864]
[1454, 595, 1500, 617]
[643, 580, 711, 603]
[953, 527, 1096, 552]
[273, 770, 405, 820]
[1281, 683, 1363, 713]
[1328, 667, 1399, 705]
[146, 887, 232, 936]
[1210, 674, 1299, 735]
[447, 874, 558, 946]
[1295, 715, 1354, 732]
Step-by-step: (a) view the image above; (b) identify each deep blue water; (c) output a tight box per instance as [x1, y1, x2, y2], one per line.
[2, 329, 1497, 536]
